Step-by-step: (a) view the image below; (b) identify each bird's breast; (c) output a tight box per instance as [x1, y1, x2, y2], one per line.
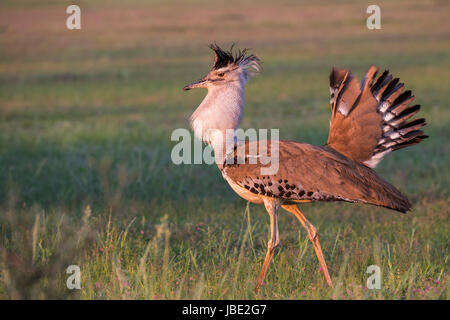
[222, 173, 264, 204]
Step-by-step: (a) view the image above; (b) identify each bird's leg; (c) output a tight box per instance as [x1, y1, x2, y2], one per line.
[282, 204, 333, 286]
[255, 198, 280, 292]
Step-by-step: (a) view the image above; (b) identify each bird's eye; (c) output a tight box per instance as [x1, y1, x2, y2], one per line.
[217, 72, 225, 77]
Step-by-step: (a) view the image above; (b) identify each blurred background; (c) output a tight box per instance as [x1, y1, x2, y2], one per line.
[0, 0, 448, 299]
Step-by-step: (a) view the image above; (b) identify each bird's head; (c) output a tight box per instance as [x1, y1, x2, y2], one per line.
[183, 43, 260, 91]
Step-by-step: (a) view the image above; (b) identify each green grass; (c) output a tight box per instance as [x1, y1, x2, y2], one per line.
[0, 0, 449, 299]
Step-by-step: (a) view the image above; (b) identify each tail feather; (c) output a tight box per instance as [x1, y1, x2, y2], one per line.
[370, 73, 427, 164]
[388, 104, 420, 127]
[371, 70, 391, 94]
[327, 66, 428, 169]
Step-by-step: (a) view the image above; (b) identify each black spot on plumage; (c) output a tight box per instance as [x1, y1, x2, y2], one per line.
[285, 192, 292, 197]
[278, 179, 282, 183]
[307, 191, 313, 197]
[278, 186, 284, 192]
[279, 190, 285, 197]
[268, 182, 272, 186]
[244, 185, 250, 190]
[285, 184, 290, 190]
[284, 179, 288, 183]
[254, 183, 259, 188]
[298, 190, 305, 197]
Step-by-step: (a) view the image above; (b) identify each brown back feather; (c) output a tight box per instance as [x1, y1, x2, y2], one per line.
[222, 141, 411, 212]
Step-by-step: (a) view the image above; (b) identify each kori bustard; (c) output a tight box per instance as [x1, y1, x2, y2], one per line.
[183, 44, 427, 291]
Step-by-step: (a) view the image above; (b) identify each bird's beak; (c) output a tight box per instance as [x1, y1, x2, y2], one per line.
[183, 76, 207, 91]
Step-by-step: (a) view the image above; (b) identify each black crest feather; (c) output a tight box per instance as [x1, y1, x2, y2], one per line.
[208, 43, 259, 71]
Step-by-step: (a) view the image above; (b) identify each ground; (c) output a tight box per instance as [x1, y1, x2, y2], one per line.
[0, 0, 448, 299]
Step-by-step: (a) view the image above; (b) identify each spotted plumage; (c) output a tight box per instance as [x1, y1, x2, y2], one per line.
[222, 140, 412, 212]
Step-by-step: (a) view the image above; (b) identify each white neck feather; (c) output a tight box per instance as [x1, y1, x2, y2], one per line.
[190, 81, 245, 164]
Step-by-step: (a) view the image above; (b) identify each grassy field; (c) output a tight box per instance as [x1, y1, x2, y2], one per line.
[0, 0, 448, 299]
